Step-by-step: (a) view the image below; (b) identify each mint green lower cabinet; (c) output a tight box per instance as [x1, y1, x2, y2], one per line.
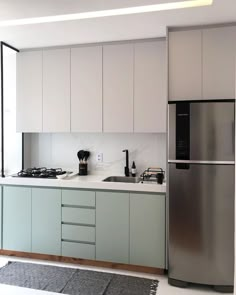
[1, 185, 166, 269]
[3, 186, 31, 252]
[130, 193, 166, 268]
[96, 191, 129, 264]
[32, 188, 61, 255]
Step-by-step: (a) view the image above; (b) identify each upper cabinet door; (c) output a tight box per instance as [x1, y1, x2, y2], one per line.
[16, 51, 43, 132]
[71, 46, 102, 132]
[43, 48, 70, 132]
[168, 30, 202, 101]
[203, 26, 236, 100]
[134, 41, 166, 133]
[103, 44, 134, 132]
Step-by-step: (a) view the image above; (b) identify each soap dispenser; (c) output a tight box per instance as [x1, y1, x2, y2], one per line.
[131, 161, 137, 177]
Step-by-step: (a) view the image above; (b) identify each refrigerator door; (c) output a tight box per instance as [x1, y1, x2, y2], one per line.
[169, 102, 235, 162]
[168, 163, 234, 286]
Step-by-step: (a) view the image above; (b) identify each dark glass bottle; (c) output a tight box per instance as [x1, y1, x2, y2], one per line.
[131, 161, 136, 177]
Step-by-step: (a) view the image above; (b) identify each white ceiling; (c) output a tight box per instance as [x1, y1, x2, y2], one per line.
[0, 0, 235, 49]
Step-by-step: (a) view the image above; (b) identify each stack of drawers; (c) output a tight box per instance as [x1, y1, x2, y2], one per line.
[61, 189, 96, 260]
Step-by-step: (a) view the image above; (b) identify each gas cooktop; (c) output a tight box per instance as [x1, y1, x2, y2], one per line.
[13, 167, 66, 179]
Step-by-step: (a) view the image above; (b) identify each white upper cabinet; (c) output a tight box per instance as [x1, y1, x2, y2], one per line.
[103, 44, 134, 132]
[16, 51, 43, 132]
[202, 26, 236, 99]
[16, 40, 167, 133]
[168, 30, 202, 101]
[71, 46, 102, 132]
[43, 48, 70, 132]
[134, 40, 166, 133]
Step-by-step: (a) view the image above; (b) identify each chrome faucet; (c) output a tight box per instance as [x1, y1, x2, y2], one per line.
[122, 149, 129, 177]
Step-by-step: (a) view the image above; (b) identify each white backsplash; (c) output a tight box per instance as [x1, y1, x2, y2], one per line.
[25, 133, 167, 176]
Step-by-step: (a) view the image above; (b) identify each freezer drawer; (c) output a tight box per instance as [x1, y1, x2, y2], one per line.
[168, 163, 234, 286]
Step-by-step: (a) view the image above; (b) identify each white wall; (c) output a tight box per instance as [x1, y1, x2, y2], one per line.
[25, 133, 166, 176]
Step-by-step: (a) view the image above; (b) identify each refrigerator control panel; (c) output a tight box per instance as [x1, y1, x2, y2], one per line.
[176, 103, 190, 169]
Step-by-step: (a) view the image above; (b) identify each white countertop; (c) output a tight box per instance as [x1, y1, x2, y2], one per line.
[0, 173, 166, 194]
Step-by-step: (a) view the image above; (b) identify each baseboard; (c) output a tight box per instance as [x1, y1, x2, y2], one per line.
[0, 249, 165, 275]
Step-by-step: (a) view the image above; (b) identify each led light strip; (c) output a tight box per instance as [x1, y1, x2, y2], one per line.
[0, 0, 213, 27]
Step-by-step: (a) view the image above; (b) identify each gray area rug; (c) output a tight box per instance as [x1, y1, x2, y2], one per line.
[0, 262, 158, 295]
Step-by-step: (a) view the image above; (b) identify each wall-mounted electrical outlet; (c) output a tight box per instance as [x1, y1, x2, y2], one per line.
[96, 152, 103, 163]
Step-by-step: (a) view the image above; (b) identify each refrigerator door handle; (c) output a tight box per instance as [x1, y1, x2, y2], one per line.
[168, 160, 235, 165]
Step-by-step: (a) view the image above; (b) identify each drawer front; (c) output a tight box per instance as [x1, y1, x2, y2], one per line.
[62, 241, 95, 260]
[62, 207, 95, 225]
[62, 224, 95, 243]
[62, 190, 95, 207]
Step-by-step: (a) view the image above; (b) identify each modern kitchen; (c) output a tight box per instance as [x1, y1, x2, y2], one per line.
[0, 0, 235, 295]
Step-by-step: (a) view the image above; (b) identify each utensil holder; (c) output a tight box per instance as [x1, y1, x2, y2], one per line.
[79, 163, 88, 175]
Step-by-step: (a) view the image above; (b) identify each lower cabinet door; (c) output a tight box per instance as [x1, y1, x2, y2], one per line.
[96, 191, 129, 264]
[32, 188, 61, 255]
[130, 193, 166, 268]
[3, 186, 31, 252]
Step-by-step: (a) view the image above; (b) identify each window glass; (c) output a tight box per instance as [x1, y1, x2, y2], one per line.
[2, 44, 22, 176]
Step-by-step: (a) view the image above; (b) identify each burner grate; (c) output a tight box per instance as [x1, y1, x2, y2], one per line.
[16, 167, 66, 179]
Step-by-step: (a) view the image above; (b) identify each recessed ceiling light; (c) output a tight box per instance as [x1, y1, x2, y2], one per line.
[0, 0, 213, 27]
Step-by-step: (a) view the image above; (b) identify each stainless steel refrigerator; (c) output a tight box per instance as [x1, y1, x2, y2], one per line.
[168, 101, 235, 293]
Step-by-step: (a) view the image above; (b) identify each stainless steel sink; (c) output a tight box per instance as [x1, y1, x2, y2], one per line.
[102, 176, 140, 183]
